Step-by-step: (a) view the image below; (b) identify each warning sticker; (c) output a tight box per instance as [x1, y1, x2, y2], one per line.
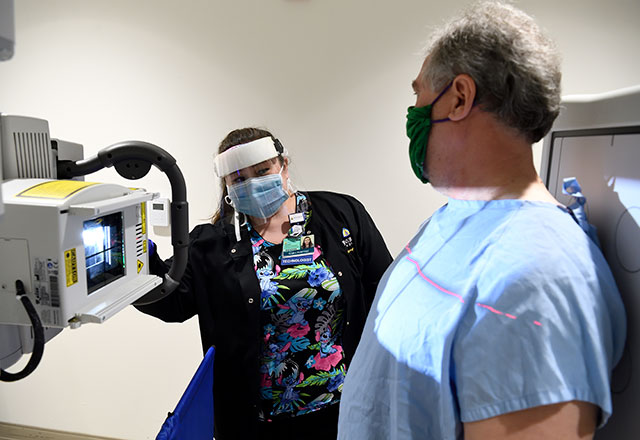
[137, 260, 144, 273]
[141, 202, 147, 234]
[64, 248, 78, 287]
[17, 180, 99, 200]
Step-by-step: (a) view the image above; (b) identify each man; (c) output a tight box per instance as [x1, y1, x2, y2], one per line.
[338, 2, 626, 439]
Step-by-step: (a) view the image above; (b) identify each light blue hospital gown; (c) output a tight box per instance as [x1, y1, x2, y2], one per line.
[338, 199, 626, 440]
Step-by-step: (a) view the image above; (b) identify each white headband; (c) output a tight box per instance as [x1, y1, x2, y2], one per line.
[213, 137, 280, 177]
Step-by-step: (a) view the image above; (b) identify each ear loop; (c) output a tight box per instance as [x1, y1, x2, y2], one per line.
[431, 81, 453, 123]
[286, 177, 297, 195]
[279, 156, 297, 196]
[273, 138, 296, 195]
[224, 189, 247, 242]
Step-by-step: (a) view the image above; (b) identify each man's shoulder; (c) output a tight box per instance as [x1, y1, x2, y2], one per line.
[474, 201, 592, 250]
[430, 201, 606, 279]
[465, 204, 617, 302]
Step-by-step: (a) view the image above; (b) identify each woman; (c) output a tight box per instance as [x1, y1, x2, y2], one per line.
[137, 127, 392, 439]
[301, 236, 313, 249]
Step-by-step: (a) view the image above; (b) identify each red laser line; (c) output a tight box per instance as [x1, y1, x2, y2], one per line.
[405, 246, 541, 327]
[477, 303, 504, 315]
[406, 256, 465, 303]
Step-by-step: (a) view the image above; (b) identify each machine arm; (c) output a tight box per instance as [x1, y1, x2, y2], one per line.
[57, 141, 189, 305]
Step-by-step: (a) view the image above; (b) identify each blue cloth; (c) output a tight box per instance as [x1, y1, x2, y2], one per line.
[156, 346, 215, 440]
[148, 238, 157, 257]
[338, 199, 626, 440]
[563, 177, 601, 247]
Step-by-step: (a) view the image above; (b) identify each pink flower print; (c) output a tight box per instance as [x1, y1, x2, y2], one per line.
[260, 372, 272, 387]
[312, 348, 342, 371]
[312, 245, 322, 261]
[287, 323, 310, 338]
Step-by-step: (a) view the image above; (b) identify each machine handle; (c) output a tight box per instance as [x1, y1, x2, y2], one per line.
[57, 141, 189, 303]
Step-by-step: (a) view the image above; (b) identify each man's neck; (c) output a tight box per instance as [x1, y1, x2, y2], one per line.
[433, 113, 560, 203]
[442, 178, 559, 203]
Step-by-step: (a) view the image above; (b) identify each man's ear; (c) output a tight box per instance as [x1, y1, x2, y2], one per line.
[448, 74, 476, 121]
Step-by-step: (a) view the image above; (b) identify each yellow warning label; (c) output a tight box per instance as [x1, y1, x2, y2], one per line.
[137, 260, 144, 273]
[17, 180, 99, 200]
[143, 239, 148, 254]
[64, 248, 78, 287]
[141, 202, 147, 235]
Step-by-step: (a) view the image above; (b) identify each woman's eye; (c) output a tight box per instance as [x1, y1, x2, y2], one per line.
[257, 168, 270, 175]
[233, 176, 245, 184]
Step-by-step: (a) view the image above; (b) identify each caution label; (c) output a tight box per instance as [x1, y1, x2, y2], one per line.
[64, 248, 78, 287]
[17, 180, 99, 200]
[137, 260, 144, 273]
[141, 202, 147, 235]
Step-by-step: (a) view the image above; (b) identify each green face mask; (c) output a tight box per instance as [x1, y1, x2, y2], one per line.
[406, 82, 452, 183]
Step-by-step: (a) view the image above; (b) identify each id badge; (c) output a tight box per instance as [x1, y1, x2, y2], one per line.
[288, 212, 305, 237]
[281, 234, 315, 265]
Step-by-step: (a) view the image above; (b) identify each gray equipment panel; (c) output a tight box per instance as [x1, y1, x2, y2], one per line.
[541, 86, 640, 439]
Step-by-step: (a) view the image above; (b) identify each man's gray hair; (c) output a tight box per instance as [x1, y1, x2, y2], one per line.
[424, 1, 561, 143]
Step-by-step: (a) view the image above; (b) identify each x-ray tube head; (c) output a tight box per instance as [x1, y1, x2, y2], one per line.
[0, 179, 162, 330]
[0, 115, 190, 380]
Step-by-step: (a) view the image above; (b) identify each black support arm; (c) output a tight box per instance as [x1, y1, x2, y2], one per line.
[57, 141, 189, 305]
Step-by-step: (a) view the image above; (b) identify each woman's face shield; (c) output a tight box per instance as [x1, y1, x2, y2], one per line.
[223, 157, 283, 187]
[214, 137, 282, 180]
[214, 137, 291, 221]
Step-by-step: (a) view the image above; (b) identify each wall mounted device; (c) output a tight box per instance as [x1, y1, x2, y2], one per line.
[540, 85, 640, 440]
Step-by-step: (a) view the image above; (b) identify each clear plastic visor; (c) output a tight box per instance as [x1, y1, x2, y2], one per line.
[215, 137, 291, 222]
[214, 137, 280, 179]
[224, 159, 290, 222]
[223, 158, 283, 186]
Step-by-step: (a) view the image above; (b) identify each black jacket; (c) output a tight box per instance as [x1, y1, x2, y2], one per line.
[136, 191, 392, 439]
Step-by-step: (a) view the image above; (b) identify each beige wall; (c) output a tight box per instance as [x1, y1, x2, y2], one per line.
[0, 0, 638, 438]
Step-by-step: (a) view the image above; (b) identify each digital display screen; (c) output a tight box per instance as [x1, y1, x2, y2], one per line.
[83, 212, 125, 295]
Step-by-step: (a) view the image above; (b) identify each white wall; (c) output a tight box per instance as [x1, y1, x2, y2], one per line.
[0, 0, 638, 438]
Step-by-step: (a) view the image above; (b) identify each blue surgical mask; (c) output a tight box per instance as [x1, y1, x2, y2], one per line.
[226, 170, 289, 219]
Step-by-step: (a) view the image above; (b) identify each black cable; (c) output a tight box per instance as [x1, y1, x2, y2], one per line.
[0, 280, 45, 382]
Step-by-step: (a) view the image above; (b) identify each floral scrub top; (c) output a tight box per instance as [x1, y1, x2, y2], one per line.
[250, 193, 347, 421]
